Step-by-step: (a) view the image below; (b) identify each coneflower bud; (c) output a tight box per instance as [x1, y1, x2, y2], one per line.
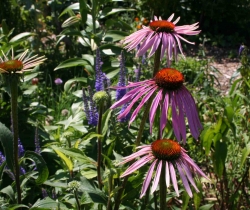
[93, 91, 110, 106]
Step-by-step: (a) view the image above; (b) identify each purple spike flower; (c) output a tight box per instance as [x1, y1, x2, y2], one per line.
[18, 138, 25, 157]
[110, 68, 202, 143]
[82, 88, 90, 122]
[116, 51, 127, 101]
[88, 86, 98, 126]
[134, 65, 141, 82]
[119, 139, 210, 198]
[35, 127, 41, 154]
[42, 188, 48, 198]
[0, 151, 6, 165]
[95, 48, 104, 91]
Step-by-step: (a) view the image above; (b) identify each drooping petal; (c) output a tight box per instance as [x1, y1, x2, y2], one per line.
[121, 154, 154, 177]
[176, 162, 192, 197]
[151, 160, 162, 194]
[140, 159, 157, 198]
[169, 162, 179, 196]
[149, 89, 163, 133]
[165, 161, 170, 187]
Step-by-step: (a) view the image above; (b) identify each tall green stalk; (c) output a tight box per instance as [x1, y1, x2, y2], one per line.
[10, 76, 22, 205]
[97, 105, 103, 190]
[159, 162, 166, 210]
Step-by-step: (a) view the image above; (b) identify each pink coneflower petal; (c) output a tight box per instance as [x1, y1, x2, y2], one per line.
[124, 14, 200, 64]
[176, 162, 192, 197]
[149, 89, 163, 133]
[169, 162, 179, 196]
[110, 68, 202, 143]
[140, 159, 157, 198]
[120, 139, 210, 198]
[151, 160, 162, 194]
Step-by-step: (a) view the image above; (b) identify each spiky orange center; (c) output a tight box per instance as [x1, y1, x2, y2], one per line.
[0, 60, 23, 73]
[149, 20, 175, 32]
[154, 68, 184, 90]
[151, 139, 181, 161]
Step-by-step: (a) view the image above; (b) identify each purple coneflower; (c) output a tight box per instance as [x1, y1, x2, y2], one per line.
[111, 68, 202, 143]
[124, 14, 200, 66]
[0, 49, 46, 74]
[119, 139, 209, 198]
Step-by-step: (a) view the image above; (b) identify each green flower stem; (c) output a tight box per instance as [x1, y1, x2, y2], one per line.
[153, 44, 162, 77]
[135, 97, 153, 147]
[160, 161, 166, 210]
[10, 76, 22, 205]
[97, 105, 103, 190]
[74, 190, 81, 210]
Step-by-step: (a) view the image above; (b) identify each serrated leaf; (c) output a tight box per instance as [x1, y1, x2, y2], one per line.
[240, 143, 250, 169]
[23, 151, 49, 185]
[0, 122, 14, 172]
[51, 146, 73, 171]
[9, 32, 35, 43]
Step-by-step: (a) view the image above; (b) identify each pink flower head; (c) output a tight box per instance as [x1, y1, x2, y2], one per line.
[0, 48, 46, 74]
[110, 68, 202, 143]
[124, 14, 200, 66]
[119, 139, 210, 198]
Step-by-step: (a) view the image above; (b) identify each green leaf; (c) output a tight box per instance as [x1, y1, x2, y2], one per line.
[64, 77, 87, 92]
[51, 146, 96, 166]
[31, 197, 67, 209]
[102, 109, 112, 136]
[8, 205, 29, 210]
[181, 191, 190, 210]
[99, 44, 123, 55]
[23, 72, 38, 82]
[103, 30, 128, 42]
[79, 0, 88, 25]
[51, 146, 73, 171]
[1, 19, 9, 35]
[82, 54, 94, 66]
[0, 185, 15, 201]
[23, 151, 49, 185]
[105, 19, 133, 30]
[59, 3, 80, 17]
[201, 127, 215, 155]
[199, 204, 214, 210]
[54, 58, 89, 71]
[80, 132, 103, 143]
[9, 32, 35, 43]
[100, 8, 136, 19]
[79, 176, 107, 204]
[213, 139, 227, 178]
[0, 161, 6, 185]
[240, 143, 250, 169]
[0, 122, 14, 172]
[213, 116, 222, 133]
[224, 106, 234, 123]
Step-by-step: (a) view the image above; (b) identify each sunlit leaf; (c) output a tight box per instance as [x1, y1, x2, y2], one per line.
[9, 32, 35, 43]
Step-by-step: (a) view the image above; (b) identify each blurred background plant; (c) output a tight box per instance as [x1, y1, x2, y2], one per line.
[0, 0, 249, 209]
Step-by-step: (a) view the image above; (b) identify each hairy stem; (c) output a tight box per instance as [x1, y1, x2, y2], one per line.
[10, 76, 22, 205]
[74, 190, 81, 210]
